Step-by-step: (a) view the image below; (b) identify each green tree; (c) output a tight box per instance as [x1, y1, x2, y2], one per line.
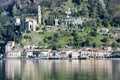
[111, 42, 117, 51]
[101, 37, 108, 42]
[102, 19, 109, 27]
[116, 38, 120, 43]
[72, 0, 83, 5]
[113, 16, 120, 26]
[89, 28, 97, 37]
[92, 42, 96, 48]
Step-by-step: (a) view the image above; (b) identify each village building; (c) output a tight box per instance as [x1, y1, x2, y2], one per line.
[14, 17, 21, 26]
[5, 41, 15, 53]
[97, 28, 109, 34]
[61, 17, 84, 26]
[6, 50, 21, 58]
[25, 18, 37, 32]
[24, 5, 41, 32]
[89, 47, 112, 58]
[48, 51, 61, 59]
[54, 19, 59, 26]
[99, 0, 106, 9]
[60, 49, 72, 58]
[60, 49, 79, 59]
[112, 28, 120, 37]
[39, 49, 51, 58]
[53, 8, 88, 28]
[60, 8, 87, 27]
[25, 50, 33, 58]
[71, 49, 79, 59]
[79, 49, 91, 58]
[5, 41, 22, 58]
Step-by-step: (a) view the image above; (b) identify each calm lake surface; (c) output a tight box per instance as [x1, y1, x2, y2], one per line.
[0, 59, 120, 80]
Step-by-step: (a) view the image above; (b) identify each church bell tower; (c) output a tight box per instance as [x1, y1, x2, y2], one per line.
[38, 5, 41, 24]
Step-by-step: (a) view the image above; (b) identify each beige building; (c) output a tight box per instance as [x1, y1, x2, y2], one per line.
[25, 18, 37, 32]
[25, 51, 33, 58]
[24, 5, 41, 32]
[79, 49, 91, 58]
[6, 50, 21, 58]
[97, 28, 109, 34]
[89, 47, 112, 58]
[5, 41, 22, 58]
[5, 41, 15, 53]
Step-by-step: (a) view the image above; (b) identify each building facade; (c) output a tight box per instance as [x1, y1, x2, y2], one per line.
[5, 41, 22, 58]
[25, 18, 37, 32]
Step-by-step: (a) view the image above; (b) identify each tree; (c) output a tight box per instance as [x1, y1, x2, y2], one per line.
[113, 16, 120, 26]
[72, 0, 83, 5]
[89, 28, 97, 37]
[47, 36, 53, 40]
[102, 19, 109, 27]
[101, 37, 108, 42]
[116, 38, 120, 43]
[92, 42, 96, 48]
[111, 42, 117, 51]
[89, 31, 97, 37]
[84, 39, 90, 46]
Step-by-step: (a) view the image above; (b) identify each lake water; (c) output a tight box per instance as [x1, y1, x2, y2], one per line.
[0, 59, 120, 80]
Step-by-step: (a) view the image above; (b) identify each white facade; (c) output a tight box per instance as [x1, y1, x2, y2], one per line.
[6, 50, 21, 58]
[63, 17, 85, 26]
[40, 49, 51, 57]
[5, 41, 15, 53]
[25, 18, 37, 31]
[5, 41, 22, 58]
[15, 17, 21, 26]
[66, 8, 71, 18]
[97, 28, 109, 34]
[73, 17, 83, 25]
[80, 50, 91, 58]
[26, 51, 33, 58]
[71, 50, 79, 59]
[99, 0, 106, 9]
[55, 19, 59, 26]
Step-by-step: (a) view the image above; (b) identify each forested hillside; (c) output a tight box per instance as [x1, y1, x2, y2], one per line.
[0, 0, 120, 52]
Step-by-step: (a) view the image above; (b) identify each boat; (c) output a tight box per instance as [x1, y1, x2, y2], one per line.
[78, 56, 87, 60]
[48, 56, 60, 60]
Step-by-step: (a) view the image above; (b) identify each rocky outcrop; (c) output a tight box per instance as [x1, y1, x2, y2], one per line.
[0, 0, 38, 16]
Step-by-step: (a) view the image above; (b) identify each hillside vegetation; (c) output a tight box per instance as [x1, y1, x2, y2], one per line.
[0, 0, 120, 51]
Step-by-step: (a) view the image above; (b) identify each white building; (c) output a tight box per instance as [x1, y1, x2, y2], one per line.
[6, 50, 21, 58]
[14, 17, 21, 26]
[71, 50, 79, 59]
[97, 28, 109, 34]
[61, 17, 85, 26]
[26, 51, 33, 58]
[54, 19, 59, 26]
[5, 41, 15, 53]
[25, 18, 37, 31]
[99, 0, 106, 9]
[39, 49, 51, 57]
[79, 49, 91, 58]
[5, 41, 22, 58]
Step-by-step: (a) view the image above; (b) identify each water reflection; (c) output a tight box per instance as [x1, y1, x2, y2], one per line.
[0, 59, 120, 80]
